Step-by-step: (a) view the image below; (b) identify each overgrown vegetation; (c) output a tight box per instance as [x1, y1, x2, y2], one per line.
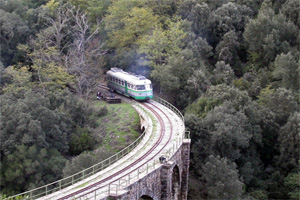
[0, 0, 299, 199]
[92, 101, 141, 152]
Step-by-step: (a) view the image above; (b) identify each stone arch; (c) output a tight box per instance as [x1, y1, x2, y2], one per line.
[172, 165, 181, 200]
[139, 195, 153, 200]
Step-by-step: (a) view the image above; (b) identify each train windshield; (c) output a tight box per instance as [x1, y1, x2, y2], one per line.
[136, 85, 145, 90]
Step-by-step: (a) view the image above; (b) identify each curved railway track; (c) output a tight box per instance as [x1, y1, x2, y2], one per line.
[58, 100, 174, 199]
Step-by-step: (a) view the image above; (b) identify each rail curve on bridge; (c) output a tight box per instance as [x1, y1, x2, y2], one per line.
[69, 101, 175, 199]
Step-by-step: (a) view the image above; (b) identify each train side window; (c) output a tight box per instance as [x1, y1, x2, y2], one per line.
[121, 81, 124, 85]
[136, 85, 145, 90]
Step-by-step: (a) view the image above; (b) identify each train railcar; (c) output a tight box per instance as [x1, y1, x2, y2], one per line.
[106, 68, 153, 101]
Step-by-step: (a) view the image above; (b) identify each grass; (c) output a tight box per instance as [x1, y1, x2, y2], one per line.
[91, 100, 141, 152]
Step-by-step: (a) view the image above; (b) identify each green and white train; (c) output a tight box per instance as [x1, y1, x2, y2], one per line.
[106, 68, 153, 101]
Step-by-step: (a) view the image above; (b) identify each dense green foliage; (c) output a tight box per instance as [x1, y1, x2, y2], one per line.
[0, 90, 96, 194]
[1, 0, 299, 199]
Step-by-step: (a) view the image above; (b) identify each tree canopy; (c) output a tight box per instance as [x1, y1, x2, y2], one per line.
[1, 0, 299, 199]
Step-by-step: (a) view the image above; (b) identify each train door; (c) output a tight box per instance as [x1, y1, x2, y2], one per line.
[125, 81, 128, 95]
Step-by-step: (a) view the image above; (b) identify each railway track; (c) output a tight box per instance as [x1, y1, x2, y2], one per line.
[67, 101, 173, 199]
[38, 99, 175, 200]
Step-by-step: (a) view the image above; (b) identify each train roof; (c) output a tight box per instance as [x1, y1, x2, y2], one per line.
[107, 68, 151, 84]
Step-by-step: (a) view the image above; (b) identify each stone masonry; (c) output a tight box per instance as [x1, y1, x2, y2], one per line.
[106, 139, 191, 200]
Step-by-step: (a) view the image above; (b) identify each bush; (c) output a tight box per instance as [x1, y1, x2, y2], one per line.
[69, 127, 96, 155]
[98, 106, 108, 117]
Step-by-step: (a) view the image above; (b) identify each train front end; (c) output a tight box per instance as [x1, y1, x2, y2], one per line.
[133, 79, 153, 101]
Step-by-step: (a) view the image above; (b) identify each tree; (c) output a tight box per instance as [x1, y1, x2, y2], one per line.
[2, 65, 32, 95]
[215, 31, 242, 72]
[39, 2, 73, 55]
[201, 155, 244, 199]
[232, 0, 264, 14]
[0, 91, 69, 155]
[181, 2, 211, 36]
[0, 145, 66, 194]
[0, 0, 48, 67]
[203, 102, 252, 160]
[138, 27, 169, 66]
[184, 67, 211, 104]
[17, 43, 75, 94]
[138, 19, 186, 66]
[65, 7, 106, 98]
[146, 0, 181, 18]
[187, 84, 264, 188]
[189, 101, 253, 182]
[284, 172, 300, 200]
[36, 3, 106, 98]
[273, 52, 299, 92]
[0, 9, 29, 66]
[104, 0, 152, 49]
[258, 87, 299, 125]
[69, 0, 112, 24]
[244, 4, 298, 66]
[255, 87, 298, 169]
[206, 84, 252, 110]
[104, 0, 164, 69]
[0, 89, 97, 194]
[104, 0, 146, 32]
[277, 112, 300, 172]
[280, 0, 300, 28]
[108, 7, 158, 49]
[69, 126, 96, 155]
[208, 2, 253, 46]
[184, 33, 213, 63]
[212, 61, 234, 85]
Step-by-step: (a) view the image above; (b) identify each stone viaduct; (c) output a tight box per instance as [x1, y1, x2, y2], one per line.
[107, 139, 191, 200]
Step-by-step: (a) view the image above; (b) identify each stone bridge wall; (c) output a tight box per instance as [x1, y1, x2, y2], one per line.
[107, 139, 191, 200]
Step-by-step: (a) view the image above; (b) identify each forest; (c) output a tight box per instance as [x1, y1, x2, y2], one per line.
[0, 0, 299, 199]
